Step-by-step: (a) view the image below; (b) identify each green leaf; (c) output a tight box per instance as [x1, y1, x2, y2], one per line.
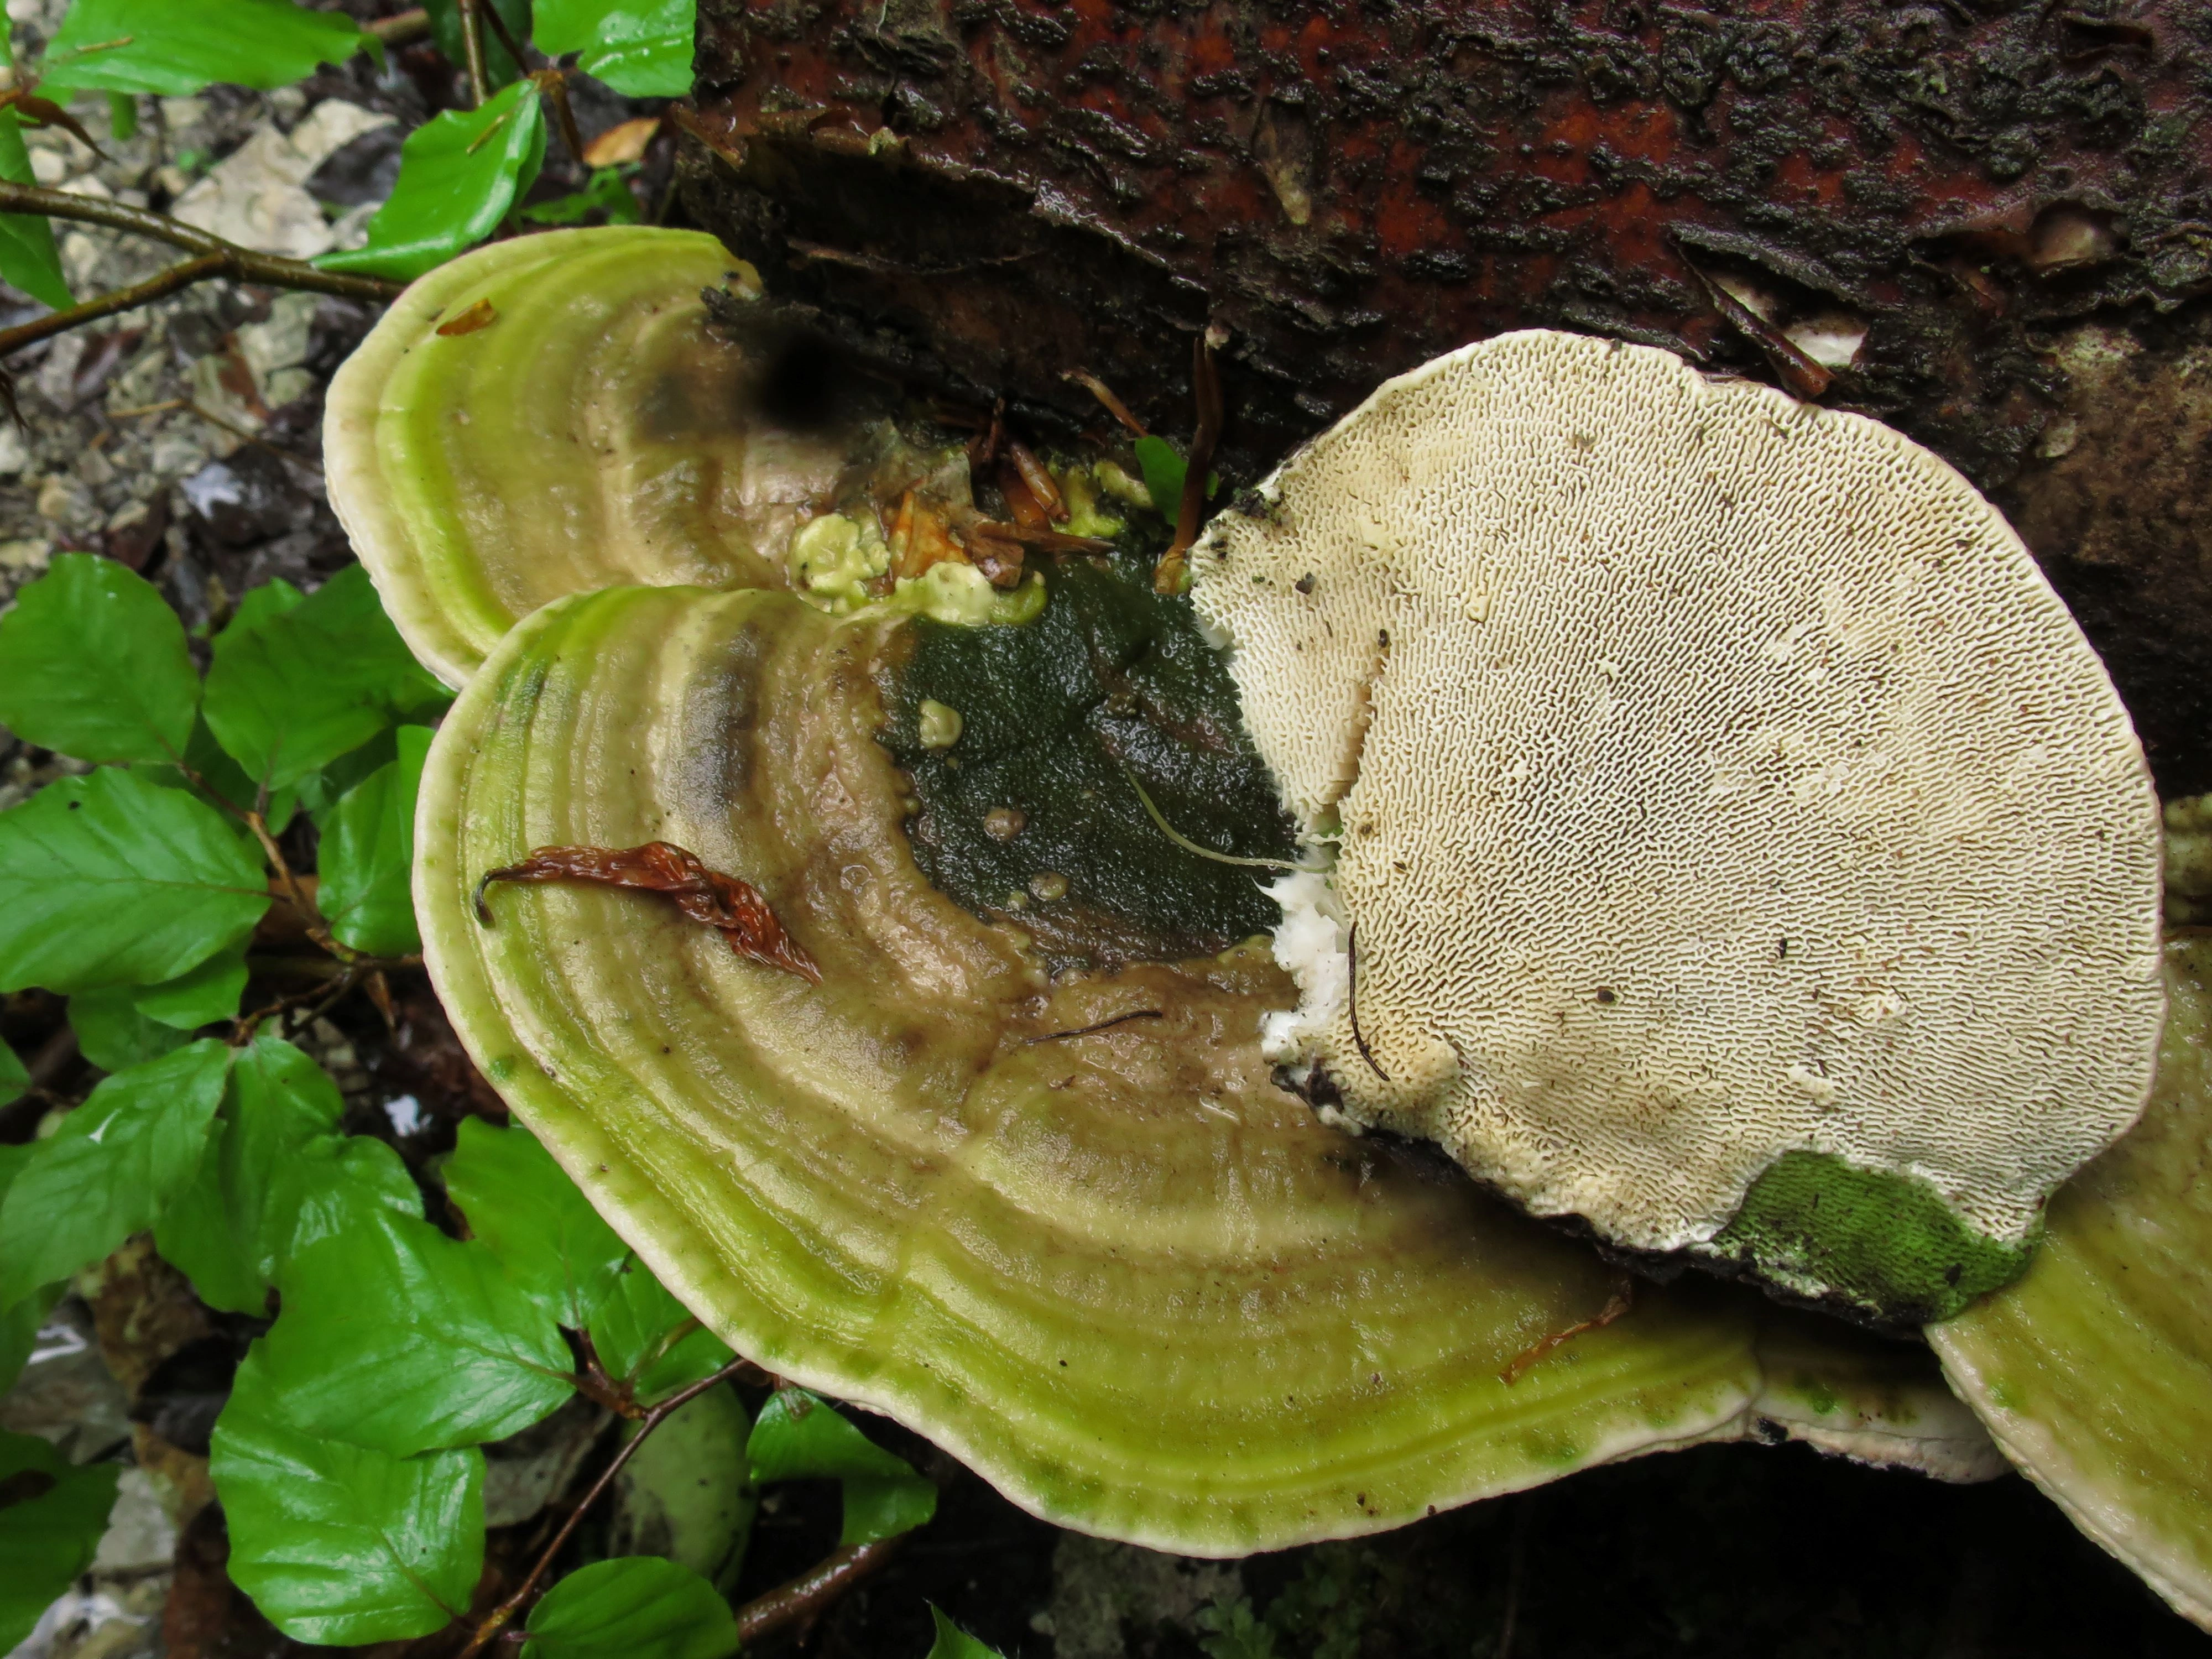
[0, 554, 200, 764]
[69, 986, 191, 1072]
[133, 713, 300, 835]
[425, 0, 531, 89]
[445, 1117, 627, 1330]
[520, 1558, 738, 1659]
[106, 92, 138, 143]
[1130, 436, 1219, 520]
[0, 32, 71, 313]
[201, 567, 450, 794]
[132, 944, 248, 1029]
[291, 724, 399, 818]
[259, 1204, 574, 1455]
[927, 1606, 1008, 1659]
[0, 1039, 28, 1106]
[1194, 1598, 1279, 1659]
[0, 1430, 121, 1653]
[0, 767, 270, 994]
[747, 1390, 937, 1546]
[588, 1257, 732, 1402]
[0, 1147, 62, 1397]
[317, 81, 546, 284]
[534, 0, 695, 96]
[317, 726, 433, 957]
[153, 1036, 424, 1315]
[520, 166, 643, 227]
[40, 0, 368, 95]
[0, 1040, 232, 1307]
[212, 1348, 484, 1646]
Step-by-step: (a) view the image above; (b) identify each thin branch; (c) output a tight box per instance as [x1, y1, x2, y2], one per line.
[735, 1537, 909, 1648]
[367, 7, 432, 47]
[1498, 1275, 1636, 1386]
[1155, 320, 1228, 594]
[241, 808, 356, 965]
[1024, 1009, 1165, 1045]
[457, 0, 492, 106]
[0, 185, 400, 362]
[532, 69, 587, 166]
[455, 1357, 759, 1659]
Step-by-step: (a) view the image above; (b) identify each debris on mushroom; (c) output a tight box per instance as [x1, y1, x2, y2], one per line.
[1193, 330, 2165, 1326]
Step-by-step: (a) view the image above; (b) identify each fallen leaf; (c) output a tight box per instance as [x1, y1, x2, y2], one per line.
[476, 842, 820, 984]
[436, 298, 498, 337]
[582, 114, 661, 168]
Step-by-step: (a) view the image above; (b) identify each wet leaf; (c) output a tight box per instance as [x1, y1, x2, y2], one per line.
[39, 0, 369, 95]
[534, 0, 695, 97]
[69, 986, 191, 1072]
[588, 1259, 732, 1403]
[0, 36, 70, 312]
[0, 1039, 29, 1106]
[133, 713, 301, 835]
[445, 1117, 628, 1330]
[927, 1607, 1008, 1659]
[0, 1040, 233, 1307]
[258, 1204, 574, 1455]
[0, 554, 199, 764]
[155, 1036, 422, 1316]
[0, 1147, 60, 1397]
[132, 943, 248, 1029]
[477, 842, 820, 984]
[0, 1430, 121, 1652]
[317, 81, 546, 283]
[212, 1348, 484, 1645]
[520, 1557, 738, 1659]
[317, 726, 434, 957]
[435, 297, 499, 336]
[201, 566, 451, 793]
[0, 768, 270, 994]
[748, 1389, 937, 1546]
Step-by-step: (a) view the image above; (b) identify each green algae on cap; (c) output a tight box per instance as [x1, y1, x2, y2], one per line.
[1932, 929, 2212, 1631]
[415, 582, 1768, 1552]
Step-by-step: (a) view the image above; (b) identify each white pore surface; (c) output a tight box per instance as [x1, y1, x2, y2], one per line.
[1193, 331, 2165, 1255]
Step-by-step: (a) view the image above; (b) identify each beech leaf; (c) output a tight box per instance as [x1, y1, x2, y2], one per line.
[520, 1557, 738, 1659]
[0, 554, 199, 764]
[258, 1205, 573, 1455]
[0, 1040, 232, 1307]
[40, 0, 368, 95]
[201, 567, 449, 794]
[534, 0, 695, 96]
[445, 1117, 628, 1331]
[317, 726, 433, 957]
[747, 1390, 937, 1547]
[212, 1349, 485, 1646]
[0, 768, 269, 994]
[0, 1430, 121, 1653]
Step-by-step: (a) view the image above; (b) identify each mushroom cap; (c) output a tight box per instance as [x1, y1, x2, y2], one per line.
[415, 581, 1774, 1552]
[324, 227, 873, 687]
[1192, 330, 2164, 1323]
[1931, 928, 2212, 1630]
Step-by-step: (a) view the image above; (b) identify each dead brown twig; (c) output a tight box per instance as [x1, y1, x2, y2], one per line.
[366, 7, 432, 47]
[1498, 1275, 1637, 1386]
[735, 1536, 911, 1649]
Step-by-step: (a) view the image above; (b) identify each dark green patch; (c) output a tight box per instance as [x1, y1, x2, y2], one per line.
[879, 547, 1297, 967]
[1710, 1151, 2033, 1325]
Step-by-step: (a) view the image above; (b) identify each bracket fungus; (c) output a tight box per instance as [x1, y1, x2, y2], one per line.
[330, 230, 2205, 1589]
[1192, 330, 2165, 1327]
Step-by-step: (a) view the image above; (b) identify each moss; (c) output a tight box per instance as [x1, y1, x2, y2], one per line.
[1712, 1151, 2034, 1324]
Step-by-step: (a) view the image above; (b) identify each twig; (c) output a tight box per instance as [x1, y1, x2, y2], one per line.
[1063, 369, 1147, 437]
[455, 1356, 759, 1659]
[1345, 921, 1389, 1082]
[0, 185, 400, 362]
[1155, 321, 1227, 594]
[367, 7, 432, 48]
[1497, 1275, 1636, 1386]
[1024, 1009, 1165, 1045]
[735, 1537, 909, 1649]
[531, 69, 586, 165]
[475, 0, 531, 76]
[26, 1024, 79, 1092]
[242, 808, 356, 964]
[457, 0, 492, 106]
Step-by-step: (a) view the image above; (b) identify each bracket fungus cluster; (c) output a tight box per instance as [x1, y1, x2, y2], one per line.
[330, 229, 2211, 1611]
